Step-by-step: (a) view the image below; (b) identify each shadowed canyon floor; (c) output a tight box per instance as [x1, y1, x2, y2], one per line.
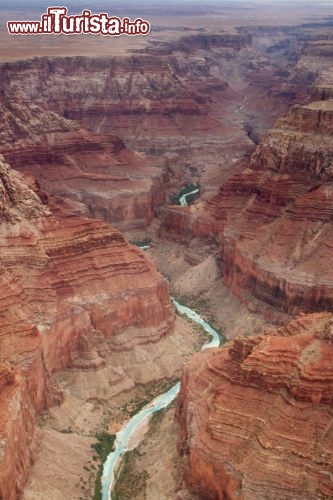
[0, 1, 333, 499]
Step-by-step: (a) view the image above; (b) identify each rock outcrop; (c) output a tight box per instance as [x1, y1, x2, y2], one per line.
[160, 37, 333, 320]
[221, 97, 333, 318]
[176, 313, 333, 500]
[1, 18, 333, 500]
[0, 30, 307, 202]
[0, 81, 167, 232]
[0, 157, 173, 499]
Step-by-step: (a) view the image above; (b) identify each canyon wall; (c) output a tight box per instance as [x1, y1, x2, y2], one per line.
[0, 20, 332, 500]
[0, 78, 167, 232]
[175, 28, 333, 499]
[161, 98, 333, 318]
[176, 312, 333, 499]
[160, 26, 333, 320]
[221, 98, 333, 318]
[0, 48, 248, 199]
[0, 30, 309, 203]
[0, 157, 173, 499]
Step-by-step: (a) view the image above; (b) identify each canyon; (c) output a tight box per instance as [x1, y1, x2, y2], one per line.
[160, 24, 333, 323]
[168, 18, 333, 500]
[176, 313, 333, 500]
[0, 1, 332, 499]
[0, 154, 176, 499]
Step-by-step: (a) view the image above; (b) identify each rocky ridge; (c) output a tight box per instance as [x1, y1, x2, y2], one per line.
[0, 18, 333, 500]
[0, 157, 173, 499]
[176, 313, 333, 499]
[0, 30, 310, 205]
[172, 21, 333, 500]
[0, 85, 166, 233]
[160, 25, 333, 321]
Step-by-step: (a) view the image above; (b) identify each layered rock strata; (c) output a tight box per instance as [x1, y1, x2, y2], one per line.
[176, 312, 333, 500]
[161, 94, 333, 319]
[159, 23, 333, 320]
[0, 157, 173, 499]
[0, 90, 166, 232]
[0, 29, 307, 200]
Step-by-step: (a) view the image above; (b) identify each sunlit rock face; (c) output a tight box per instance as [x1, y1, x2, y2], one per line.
[160, 97, 333, 319]
[160, 74, 333, 321]
[176, 312, 333, 500]
[0, 67, 167, 233]
[157, 25, 333, 320]
[0, 29, 305, 210]
[0, 157, 173, 499]
[0, 19, 332, 500]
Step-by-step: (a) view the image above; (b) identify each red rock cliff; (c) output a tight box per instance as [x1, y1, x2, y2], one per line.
[0, 38, 302, 203]
[159, 27, 333, 319]
[0, 157, 173, 499]
[0, 86, 166, 232]
[161, 97, 333, 319]
[176, 313, 333, 499]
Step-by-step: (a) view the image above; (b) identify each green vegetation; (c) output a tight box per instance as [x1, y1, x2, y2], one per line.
[130, 239, 151, 248]
[210, 324, 226, 345]
[119, 377, 178, 418]
[91, 432, 116, 500]
[169, 183, 199, 206]
[111, 450, 148, 500]
[147, 406, 167, 435]
[111, 408, 170, 500]
[173, 293, 209, 312]
[178, 182, 199, 199]
[91, 296, 225, 500]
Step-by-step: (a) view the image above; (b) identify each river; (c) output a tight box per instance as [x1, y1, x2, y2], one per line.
[179, 186, 199, 206]
[101, 186, 220, 500]
[101, 299, 221, 500]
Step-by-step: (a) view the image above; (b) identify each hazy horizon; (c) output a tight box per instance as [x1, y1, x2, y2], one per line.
[1, 0, 333, 6]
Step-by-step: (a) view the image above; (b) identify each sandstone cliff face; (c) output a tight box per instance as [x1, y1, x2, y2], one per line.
[176, 313, 333, 500]
[221, 97, 333, 318]
[0, 83, 166, 232]
[160, 33, 333, 320]
[252, 100, 333, 176]
[0, 157, 173, 499]
[0, 53, 237, 202]
[313, 85, 333, 101]
[0, 28, 307, 202]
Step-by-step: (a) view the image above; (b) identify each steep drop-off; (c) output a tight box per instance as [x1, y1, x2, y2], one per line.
[1, 20, 332, 500]
[160, 31, 333, 320]
[0, 89, 166, 232]
[0, 30, 310, 202]
[177, 312, 333, 500]
[0, 157, 173, 499]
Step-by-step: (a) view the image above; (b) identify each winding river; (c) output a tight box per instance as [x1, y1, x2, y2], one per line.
[101, 186, 219, 500]
[179, 186, 199, 206]
[101, 300, 221, 500]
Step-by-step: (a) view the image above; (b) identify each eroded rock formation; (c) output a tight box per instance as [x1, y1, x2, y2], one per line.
[0, 157, 173, 499]
[1, 17, 332, 500]
[176, 313, 333, 499]
[0, 85, 167, 232]
[160, 26, 333, 320]
[0, 29, 309, 204]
